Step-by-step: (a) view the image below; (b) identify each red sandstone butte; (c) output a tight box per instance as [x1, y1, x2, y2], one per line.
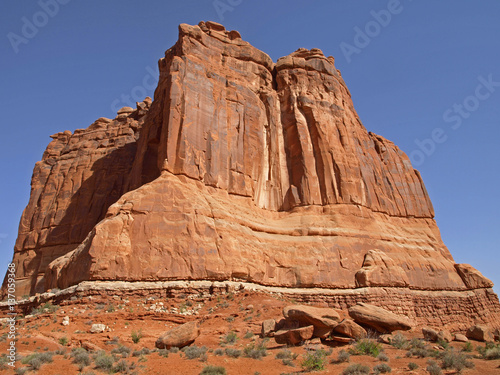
[3, 21, 499, 331]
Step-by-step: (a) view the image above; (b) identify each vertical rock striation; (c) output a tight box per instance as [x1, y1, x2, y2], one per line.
[3, 22, 499, 329]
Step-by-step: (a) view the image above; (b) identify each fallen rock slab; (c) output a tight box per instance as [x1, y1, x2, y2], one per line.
[274, 325, 314, 346]
[90, 324, 107, 333]
[333, 319, 367, 340]
[466, 325, 494, 342]
[283, 305, 341, 329]
[348, 303, 412, 333]
[261, 319, 276, 338]
[454, 334, 468, 342]
[156, 321, 200, 349]
[422, 327, 439, 342]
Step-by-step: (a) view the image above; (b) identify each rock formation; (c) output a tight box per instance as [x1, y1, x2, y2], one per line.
[3, 21, 500, 330]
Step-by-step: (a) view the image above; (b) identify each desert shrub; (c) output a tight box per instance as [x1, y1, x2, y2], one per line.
[390, 333, 408, 349]
[224, 331, 238, 344]
[31, 302, 58, 315]
[169, 347, 179, 353]
[342, 363, 370, 375]
[335, 349, 350, 363]
[426, 360, 442, 375]
[408, 338, 426, 349]
[350, 339, 382, 357]
[276, 349, 298, 360]
[408, 362, 418, 370]
[14, 368, 28, 375]
[132, 347, 151, 357]
[58, 336, 68, 346]
[244, 331, 254, 339]
[93, 352, 115, 371]
[214, 348, 224, 356]
[373, 363, 391, 374]
[21, 352, 53, 370]
[485, 346, 500, 360]
[200, 365, 227, 375]
[111, 345, 131, 358]
[72, 350, 91, 367]
[436, 338, 449, 349]
[243, 339, 268, 360]
[461, 341, 473, 352]
[0, 354, 9, 370]
[113, 359, 133, 373]
[282, 358, 294, 366]
[224, 348, 241, 358]
[441, 350, 474, 372]
[377, 352, 389, 362]
[131, 329, 142, 344]
[183, 345, 208, 360]
[301, 349, 328, 372]
[406, 347, 428, 358]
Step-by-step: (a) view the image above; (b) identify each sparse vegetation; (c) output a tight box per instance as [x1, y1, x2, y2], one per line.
[200, 365, 227, 375]
[485, 346, 500, 360]
[244, 331, 254, 339]
[349, 339, 382, 357]
[111, 345, 131, 358]
[301, 349, 329, 372]
[214, 348, 224, 356]
[334, 349, 350, 363]
[441, 349, 474, 372]
[224, 348, 241, 358]
[390, 333, 408, 349]
[462, 341, 473, 352]
[223, 331, 238, 344]
[342, 363, 370, 375]
[58, 336, 68, 346]
[93, 351, 115, 371]
[183, 345, 208, 360]
[131, 329, 143, 344]
[21, 352, 53, 370]
[243, 339, 268, 360]
[408, 362, 418, 370]
[377, 352, 389, 362]
[373, 363, 392, 374]
[426, 359, 442, 375]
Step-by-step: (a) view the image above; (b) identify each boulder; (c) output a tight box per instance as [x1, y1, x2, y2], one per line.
[283, 305, 340, 337]
[274, 325, 314, 346]
[455, 264, 494, 289]
[454, 334, 468, 342]
[422, 327, 439, 342]
[438, 330, 453, 343]
[348, 303, 412, 333]
[466, 325, 494, 342]
[90, 324, 107, 333]
[333, 319, 367, 340]
[155, 321, 200, 349]
[261, 319, 276, 338]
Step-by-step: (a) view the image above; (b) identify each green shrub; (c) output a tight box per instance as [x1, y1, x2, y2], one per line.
[373, 363, 391, 374]
[200, 365, 227, 375]
[408, 362, 418, 370]
[131, 329, 143, 344]
[342, 363, 370, 375]
[58, 336, 68, 346]
[462, 341, 473, 352]
[436, 338, 449, 349]
[301, 349, 328, 372]
[224, 348, 241, 358]
[224, 331, 238, 344]
[350, 339, 382, 357]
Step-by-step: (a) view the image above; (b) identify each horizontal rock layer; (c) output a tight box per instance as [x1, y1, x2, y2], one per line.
[2, 21, 500, 328]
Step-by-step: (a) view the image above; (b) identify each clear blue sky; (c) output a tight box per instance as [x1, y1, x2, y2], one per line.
[1, 1, 499, 293]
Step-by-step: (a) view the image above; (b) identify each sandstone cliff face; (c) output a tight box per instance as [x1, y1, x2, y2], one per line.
[4, 22, 500, 328]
